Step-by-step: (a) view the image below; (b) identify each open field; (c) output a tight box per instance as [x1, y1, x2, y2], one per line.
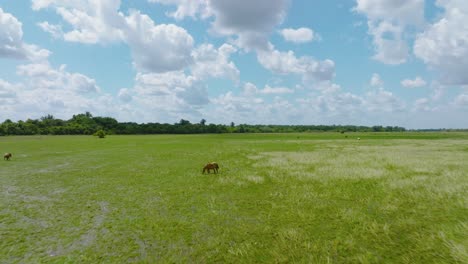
[1, 133, 467, 263]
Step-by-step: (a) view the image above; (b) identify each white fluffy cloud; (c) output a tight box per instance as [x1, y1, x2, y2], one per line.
[242, 83, 293, 95]
[37, 21, 63, 39]
[135, 71, 208, 105]
[32, 0, 125, 44]
[124, 10, 194, 72]
[117, 88, 132, 103]
[454, 93, 468, 108]
[191, 43, 239, 81]
[16, 63, 100, 94]
[354, 0, 424, 65]
[150, 0, 290, 50]
[401, 76, 426, 88]
[33, 1, 243, 76]
[413, 98, 431, 111]
[0, 62, 120, 120]
[0, 79, 18, 101]
[208, 0, 289, 50]
[414, 0, 468, 85]
[365, 87, 406, 112]
[119, 42, 239, 118]
[209, 91, 301, 124]
[354, 0, 424, 25]
[116, 71, 209, 122]
[370, 73, 384, 87]
[37, 0, 289, 53]
[0, 8, 50, 61]
[367, 21, 408, 65]
[148, 0, 212, 20]
[33, 0, 195, 73]
[280, 27, 315, 43]
[259, 85, 293, 94]
[257, 44, 335, 82]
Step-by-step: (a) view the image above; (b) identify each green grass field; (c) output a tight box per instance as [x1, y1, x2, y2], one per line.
[1, 133, 467, 263]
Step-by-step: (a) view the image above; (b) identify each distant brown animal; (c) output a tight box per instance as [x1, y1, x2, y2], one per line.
[202, 162, 219, 174]
[4, 153, 12, 161]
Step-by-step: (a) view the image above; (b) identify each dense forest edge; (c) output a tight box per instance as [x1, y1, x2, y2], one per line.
[0, 112, 465, 136]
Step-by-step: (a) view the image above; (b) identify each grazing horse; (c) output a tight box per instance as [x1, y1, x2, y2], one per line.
[4, 153, 12, 161]
[203, 162, 219, 174]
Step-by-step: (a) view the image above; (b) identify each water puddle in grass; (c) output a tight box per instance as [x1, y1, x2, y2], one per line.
[47, 201, 110, 257]
[36, 162, 71, 174]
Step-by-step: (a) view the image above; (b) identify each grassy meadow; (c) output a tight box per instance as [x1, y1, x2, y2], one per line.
[1, 133, 467, 263]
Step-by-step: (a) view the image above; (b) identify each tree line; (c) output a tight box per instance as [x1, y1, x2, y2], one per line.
[0, 112, 407, 136]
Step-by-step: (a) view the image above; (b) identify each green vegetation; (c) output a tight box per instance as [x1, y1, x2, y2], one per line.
[0, 112, 408, 136]
[94, 129, 106, 138]
[1, 133, 467, 263]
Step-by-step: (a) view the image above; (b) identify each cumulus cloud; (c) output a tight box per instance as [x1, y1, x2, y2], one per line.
[414, 0, 468, 85]
[370, 73, 384, 87]
[413, 98, 431, 111]
[297, 89, 363, 118]
[32, 1, 243, 76]
[191, 43, 239, 81]
[0, 62, 120, 120]
[148, 0, 212, 20]
[0, 79, 18, 101]
[111, 71, 209, 122]
[209, 91, 299, 124]
[36, 0, 289, 53]
[365, 87, 406, 112]
[33, 0, 195, 73]
[37, 21, 63, 39]
[149, 0, 289, 50]
[130, 71, 209, 113]
[0, 8, 50, 61]
[242, 82, 293, 95]
[118, 88, 132, 103]
[209, 0, 290, 51]
[32, 0, 125, 44]
[454, 93, 468, 108]
[259, 85, 294, 94]
[280, 27, 315, 43]
[294, 87, 367, 125]
[257, 44, 335, 82]
[124, 10, 194, 72]
[354, 0, 424, 65]
[16, 63, 100, 94]
[367, 21, 408, 65]
[354, 0, 424, 25]
[401, 76, 426, 88]
[125, 42, 239, 106]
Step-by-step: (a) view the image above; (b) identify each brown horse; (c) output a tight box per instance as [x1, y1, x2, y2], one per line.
[202, 162, 219, 174]
[4, 153, 12, 161]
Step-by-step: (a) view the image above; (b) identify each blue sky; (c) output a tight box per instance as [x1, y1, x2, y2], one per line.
[0, 0, 467, 129]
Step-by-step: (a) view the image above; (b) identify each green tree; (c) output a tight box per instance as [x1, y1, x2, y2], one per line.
[94, 129, 106, 138]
